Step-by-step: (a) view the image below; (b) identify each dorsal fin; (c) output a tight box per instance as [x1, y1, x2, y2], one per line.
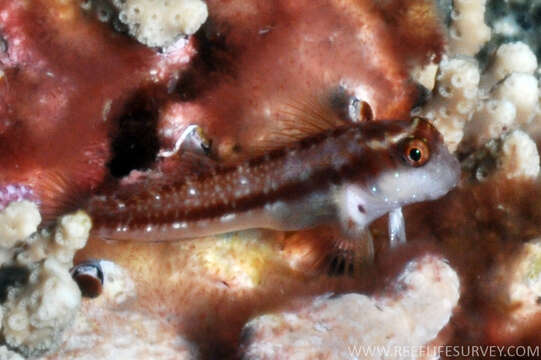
[252, 97, 373, 155]
[37, 140, 109, 223]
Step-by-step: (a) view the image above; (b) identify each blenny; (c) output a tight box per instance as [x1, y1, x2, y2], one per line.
[88, 116, 460, 249]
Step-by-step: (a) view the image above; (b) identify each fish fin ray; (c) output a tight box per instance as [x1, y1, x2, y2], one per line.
[251, 96, 351, 155]
[324, 230, 374, 278]
[36, 140, 109, 222]
[283, 226, 374, 278]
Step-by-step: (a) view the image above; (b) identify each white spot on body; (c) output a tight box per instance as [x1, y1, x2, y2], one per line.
[172, 222, 188, 230]
[220, 213, 236, 223]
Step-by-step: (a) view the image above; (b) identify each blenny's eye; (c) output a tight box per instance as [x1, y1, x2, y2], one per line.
[403, 138, 430, 167]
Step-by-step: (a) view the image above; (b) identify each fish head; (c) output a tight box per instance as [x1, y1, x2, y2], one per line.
[335, 117, 460, 233]
[369, 117, 460, 207]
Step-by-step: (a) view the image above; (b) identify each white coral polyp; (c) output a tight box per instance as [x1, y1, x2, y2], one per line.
[498, 130, 540, 180]
[0, 201, 41, 248]
[493, 73, 539, 126]
[419, 56, 480, 152]
[448, 0, 491, 56]
[482, 42, 538, 89]
[113, 0, 208, 48]
[463, 100, 516, 149]
[54, 211, 91, 251]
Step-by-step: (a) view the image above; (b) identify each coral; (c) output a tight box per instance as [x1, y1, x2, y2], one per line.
[492, 238, 541, 319]
[111, 0, 208, 48]
[470, 236, 541, 345]
[0, 346, 24, 360]
[0, 202, 41, 249]
[0, 201, 90, 358]
[416, 56, 481, 152]
[459, 48, 539, 153]
[240, 255, 459, 359]
[497, 130, 540, 179]
[463, 99, 516, 150]
[492, 73, 539, 127]
[46, 308, 198, 360]
[480, 42, 538, 89]
[420, 7, 541, 181]
[448, 0, 491, 56]
[482, 0, 541, 62]
[45, 260, 198, 360]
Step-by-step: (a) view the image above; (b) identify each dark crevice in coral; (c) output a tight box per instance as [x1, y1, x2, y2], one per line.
[478, 0, 541, 68]
[412, 83, 431, 109]
[436, 0, 453, 27]
[107, 93, 160, 178]
[175, 20, 236, 101]
[329, 87, 361, 123]
[0, 265, 30, 303]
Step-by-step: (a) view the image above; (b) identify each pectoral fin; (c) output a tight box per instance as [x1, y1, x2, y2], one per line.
[283, 225, 374, 278]
[325, 229, 374, 277]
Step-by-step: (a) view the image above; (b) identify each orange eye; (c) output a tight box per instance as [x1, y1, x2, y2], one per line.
[403, 138, 430, 167]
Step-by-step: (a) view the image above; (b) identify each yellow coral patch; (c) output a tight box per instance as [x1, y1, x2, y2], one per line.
[198, 231, 280, 289]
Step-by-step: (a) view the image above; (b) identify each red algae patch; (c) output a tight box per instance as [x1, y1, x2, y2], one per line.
[158, 0, 445, 160]
[0, 0, 195, 218]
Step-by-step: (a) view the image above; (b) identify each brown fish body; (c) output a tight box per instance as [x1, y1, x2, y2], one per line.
[88, 118, 459, 242]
